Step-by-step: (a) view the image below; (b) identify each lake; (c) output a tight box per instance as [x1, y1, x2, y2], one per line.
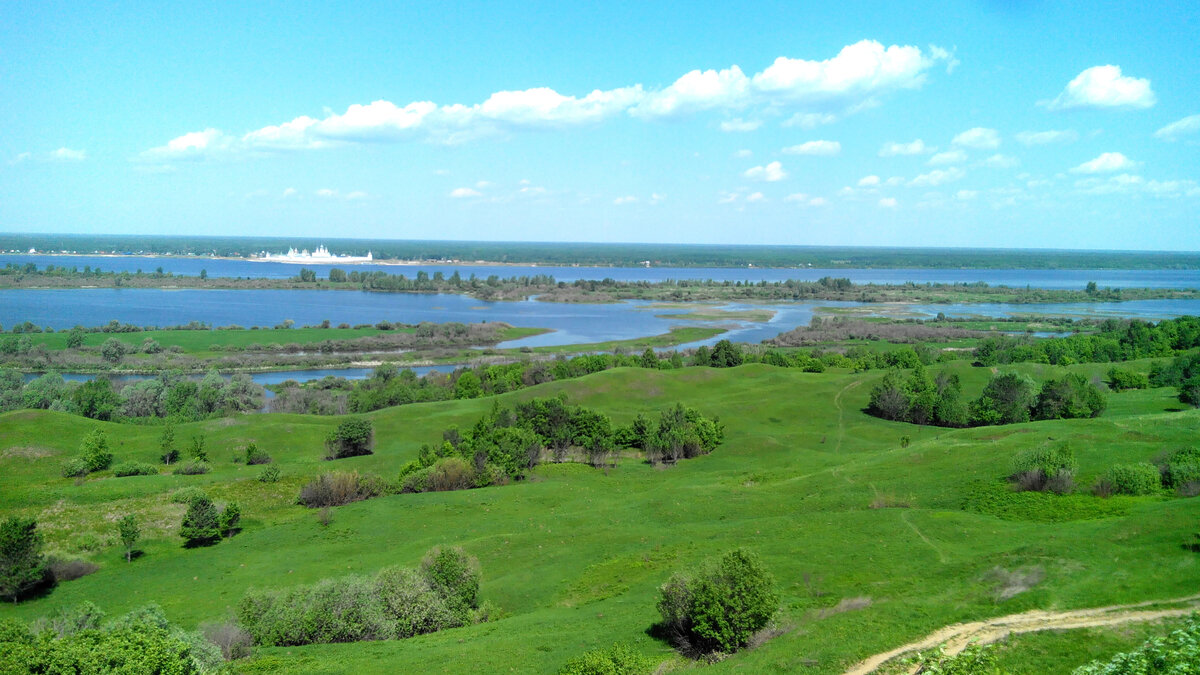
[5, 253, 1200, 289]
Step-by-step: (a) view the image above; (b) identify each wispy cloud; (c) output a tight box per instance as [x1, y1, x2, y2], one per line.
[743, 161, 787, 182]
[1015, 129, 1078, 146]
[782, 140, 841, 156]
[879, 139, 932, 156]
[1070, 152, 1138, 174]
[1154, 115, 1200, 141]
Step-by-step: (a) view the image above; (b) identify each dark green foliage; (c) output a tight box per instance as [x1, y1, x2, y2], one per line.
[970, 373, 1038, 425]
[117, 515, 139, 562]
[0, 516, 47, 602]
[1074, 613, 1200, 674]
[112, 461, 158, 477]
[72, 379, 120, 421]
[325, 417, 374, 459]
[244, 442, 271, 465]
[1162, 447, 1200, 491]
[558, 643, 657, 675]
[962, 482, 1131, 522]
[644, 403, 725, 464]
[1103, 463, 1162, 496]
[1033, 373, 1106, 420]
[708, 339, 743, 367]
[179, 494, 220, 546]
[657, 549, 778, 656]
[238, 547, 483, 647]
[867, 367, 970, 428]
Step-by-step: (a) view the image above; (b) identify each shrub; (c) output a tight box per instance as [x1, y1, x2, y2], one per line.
[244, 443, 271, 465]
[1107, 366, 1149, 391]
[1010, 442, 1077, 494]
[1162, 446, 1200, 490]
[558, 643, 657, 675]
[113, 461, 158, 477]
[420, 547, 480, 623]
[79, 429, 113, 473]
[48, 557, 99, 582]
[400, 466, 432, 494]
[1103, 463, 1161, 496]
[219, 502, 241, 537]
[1033, 373, 1106, 420]
[238, 575, 390, 646]
[657, 549, 778, 656]
[0, 516, 47, 602]
[1074, 614, 1200, 674]
[374, 567, 457, 638]
[201, 620, 253, 660]
[325, 418, 374, 459]
[298, 471, 386, 508]
[257, 465, 281, 483]
[426, 457, 476, 492]
[179, 494, 221, 546]
[172, 460, 210, 476]
[61, 457, 89, 478]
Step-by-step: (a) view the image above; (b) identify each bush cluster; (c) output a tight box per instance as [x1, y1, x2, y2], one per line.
[1074, 613, 1200, 674]
[112, 461, 158, 477]
[61, 430, 114, 478]
[324, 418, 374, 459]
[297, 471, 389, 508]
[869, 368, 1105, 428]
[558, 643, 657, 675]
[1101, 463, 1161, 496]
[179, 493, 241, 546]
[1010, 442, 1077, 494]
[657, 549, 778, 656]
[238, 547, 483, 647]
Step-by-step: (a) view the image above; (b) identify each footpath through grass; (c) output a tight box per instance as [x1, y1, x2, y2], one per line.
[0, 364, 1198, 673]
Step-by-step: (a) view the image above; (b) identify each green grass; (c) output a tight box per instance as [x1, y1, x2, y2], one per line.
[1, 364, 1198, 673]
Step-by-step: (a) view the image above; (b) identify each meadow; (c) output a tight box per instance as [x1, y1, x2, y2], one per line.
[1, 358, 1197, 673]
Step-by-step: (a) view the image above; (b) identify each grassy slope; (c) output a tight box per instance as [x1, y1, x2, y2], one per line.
[0, 364, 1197, 674]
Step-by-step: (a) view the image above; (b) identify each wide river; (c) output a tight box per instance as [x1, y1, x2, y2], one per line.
[5, 254, 1200, 289]
[4, 289, 1200, 353]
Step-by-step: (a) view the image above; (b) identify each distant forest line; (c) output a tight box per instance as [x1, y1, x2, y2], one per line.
[4, 234, 1200, 270]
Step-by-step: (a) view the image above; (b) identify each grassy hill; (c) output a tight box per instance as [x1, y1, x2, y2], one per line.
[1, 363, 1197, 673]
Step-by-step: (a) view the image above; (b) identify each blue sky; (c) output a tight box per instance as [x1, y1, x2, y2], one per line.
[2, 1, 1197, 249]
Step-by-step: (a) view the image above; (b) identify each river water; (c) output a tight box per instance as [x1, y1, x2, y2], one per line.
[5, 253, 1200, 289]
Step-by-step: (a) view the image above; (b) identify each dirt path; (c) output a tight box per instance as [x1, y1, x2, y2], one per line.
[833, 380, 862, 454]
[843, 593, 1200, 675]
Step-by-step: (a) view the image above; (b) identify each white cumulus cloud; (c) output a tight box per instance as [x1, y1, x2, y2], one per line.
[1070, 152, 1138, 174]
[141, 41, 952, 162]
[1044, 65, 1156, 111]
[613, 195, 638, 205]
[928, 150, 966, 166]
[879, 139, 931, 156]
[49, 147, 87, 161]
[782, 140, 841, 156]
[908, 167, 965, 187]
[879, 197, 898, 208]
[952, 127, 1000, 150]
[782, 112, 838, 128]
[1016, 129, 1079, 146]
[857, 175, 881, 187]
[1154, 115, 1200, 141]
[743, 161, 787, 182]
[982, 154, 1020, 168]
[449, 187, 482, 198]
[746, 192, 765, 203]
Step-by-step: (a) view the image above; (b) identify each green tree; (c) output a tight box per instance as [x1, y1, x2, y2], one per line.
[179, 494, 220, 547]
[454, 371, 483, 399]
[189, 435, 207, 462]
[72, 379, 121, 421]
[709, 339, 743, 368]
[657, 548, 778, 655]
[100, 337, 126, 363]
[159, 422, 178, 465]
[640, 348, 658, 369]
[219, 502, 241, 538]
[325, 418, 375, 459]
[0, 516, 47, 602]
[66, 328, 86, 349]
[199, 268, 207, 280]
[970, 372, 1038, 425]
[117, 515, 140, 562]
[79, 429, 113, 472]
